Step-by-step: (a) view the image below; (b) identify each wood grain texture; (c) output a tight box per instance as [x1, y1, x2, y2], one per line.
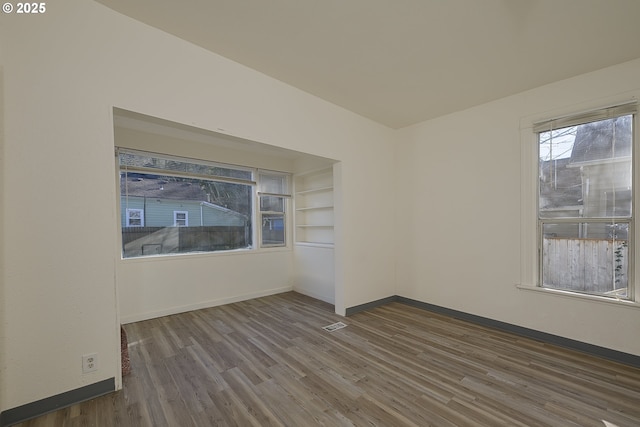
[14, 292, 640, 426]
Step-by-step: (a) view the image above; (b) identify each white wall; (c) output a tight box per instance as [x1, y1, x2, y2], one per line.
[294, 245, 335, 304]
[0, 61, 7, 410]
[114, 126, 296, 323]
[0, 0, 396, 412]
[114, 125, 342, 320]
[118, 251, 294, 323]
[114, 125, 299, 174]
[4, 0, 638, 415]
[395, 58, 640, 357]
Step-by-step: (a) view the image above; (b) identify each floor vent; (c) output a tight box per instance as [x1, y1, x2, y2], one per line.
[322, 322, 347, 332]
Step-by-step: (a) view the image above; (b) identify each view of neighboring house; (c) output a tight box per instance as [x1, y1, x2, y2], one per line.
[120, 174, 250, 257]
[570, 116, 632, 221]
[540, 115, 632, 238]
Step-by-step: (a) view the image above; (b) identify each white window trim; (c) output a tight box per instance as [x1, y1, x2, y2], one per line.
[126, 208, 144, 227]
[257, 170, 291, 248]
[516, 283, 640, 309]
[518, 96, 640, 304]
[173, 210, 188, 227]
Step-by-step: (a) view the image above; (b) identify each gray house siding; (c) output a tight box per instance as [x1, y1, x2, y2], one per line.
[201, 202, 247, 227]
[120, 196, 246, 228]
[120, 196, 249, 257]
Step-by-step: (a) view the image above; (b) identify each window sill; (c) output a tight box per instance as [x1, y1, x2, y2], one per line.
[294, 241, 334, 248]
[516, 284, 640, 310]
[120, 246, 292, 263]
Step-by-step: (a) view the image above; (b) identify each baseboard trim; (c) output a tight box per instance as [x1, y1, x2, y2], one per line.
[346, 295, 640, 369]
[120, 286, 294, 324]
[0, 378, 115, 427]
[293, 288, 335, 306]
[345, 295, 397, 316]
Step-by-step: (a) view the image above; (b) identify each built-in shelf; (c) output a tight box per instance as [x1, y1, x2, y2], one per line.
[295, 205, 333, 211]
[295, 186, 333, 195]
[294, 167, 334, 245]
[295, 241, 334, 248]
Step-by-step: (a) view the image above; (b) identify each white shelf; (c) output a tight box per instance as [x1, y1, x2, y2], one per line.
[295, 205, 334, 211]
[295, 168, 333, 178]
[295, 241, 334, 248]
[295, 186, 333, 195]
[294, 167, 334, 245]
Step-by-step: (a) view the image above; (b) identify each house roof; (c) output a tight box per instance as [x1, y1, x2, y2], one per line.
[121, 174, 252, 216]
[121, 174, 210, 200]
[540, 115, 633, 212]
[570, 116, 632, 164]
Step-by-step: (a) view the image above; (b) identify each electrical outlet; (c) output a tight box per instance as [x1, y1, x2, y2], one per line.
[82, 353, 98, 373]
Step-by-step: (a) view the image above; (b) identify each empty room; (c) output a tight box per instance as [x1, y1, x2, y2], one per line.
[1, 1, 640, 426]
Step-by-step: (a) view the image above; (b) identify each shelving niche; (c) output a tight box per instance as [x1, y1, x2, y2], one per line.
[294, 167, 334, 246]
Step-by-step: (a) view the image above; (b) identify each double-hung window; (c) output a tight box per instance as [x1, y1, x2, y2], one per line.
[258, 171, 290, 247]
[126, 208, 144, 227]
[535, 103, 636, 299]
[174, 211, 188, 227]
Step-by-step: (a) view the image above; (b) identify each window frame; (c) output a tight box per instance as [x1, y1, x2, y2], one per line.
[117, 149, 292, 259]
[524, 101, 638, 302]
[173, 210, 189, 227]
[257, 170, 291, 248]
[125, 208, 144, 227]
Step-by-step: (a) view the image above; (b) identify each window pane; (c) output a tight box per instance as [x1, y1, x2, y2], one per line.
[120, 172, 252, 258]
[126, 209, 143, 227]
[261, 213, 285, 246]
[539, 115, 632, 219]
[538, 110, 633, 300]
[119, 152, 253, 181]
[260, 196, 284, 213]
[259, 172, 289, 194]
[260, 195, 286, 247]
[174, 211, 188, 227]
[541, 222, 629, 298]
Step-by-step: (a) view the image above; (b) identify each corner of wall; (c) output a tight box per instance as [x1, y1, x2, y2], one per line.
[0, 63, 7, 412]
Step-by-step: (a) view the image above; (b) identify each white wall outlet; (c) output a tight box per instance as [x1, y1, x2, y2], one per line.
[82, 353, 98, 373]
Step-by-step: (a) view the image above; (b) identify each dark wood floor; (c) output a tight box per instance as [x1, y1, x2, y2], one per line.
[15, 292, 640, 426]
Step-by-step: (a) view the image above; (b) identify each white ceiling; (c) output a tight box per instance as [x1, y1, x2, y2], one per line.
[96, 0, 640, 129]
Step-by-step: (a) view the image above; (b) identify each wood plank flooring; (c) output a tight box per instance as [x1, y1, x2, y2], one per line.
[14, 292, 640, 426]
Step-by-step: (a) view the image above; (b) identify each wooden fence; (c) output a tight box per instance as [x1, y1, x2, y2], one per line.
[542, 237, 628, 294]
[122, 226, 248, 257]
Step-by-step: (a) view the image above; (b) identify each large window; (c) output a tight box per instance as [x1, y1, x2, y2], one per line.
[536, 103, 636, 299]
[118, 149, 292, 258]
[258, 171, 290, 247]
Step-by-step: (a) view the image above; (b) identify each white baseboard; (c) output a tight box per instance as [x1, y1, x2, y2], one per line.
[119, 285, 294, 324]
[293, 287, 335, 305]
